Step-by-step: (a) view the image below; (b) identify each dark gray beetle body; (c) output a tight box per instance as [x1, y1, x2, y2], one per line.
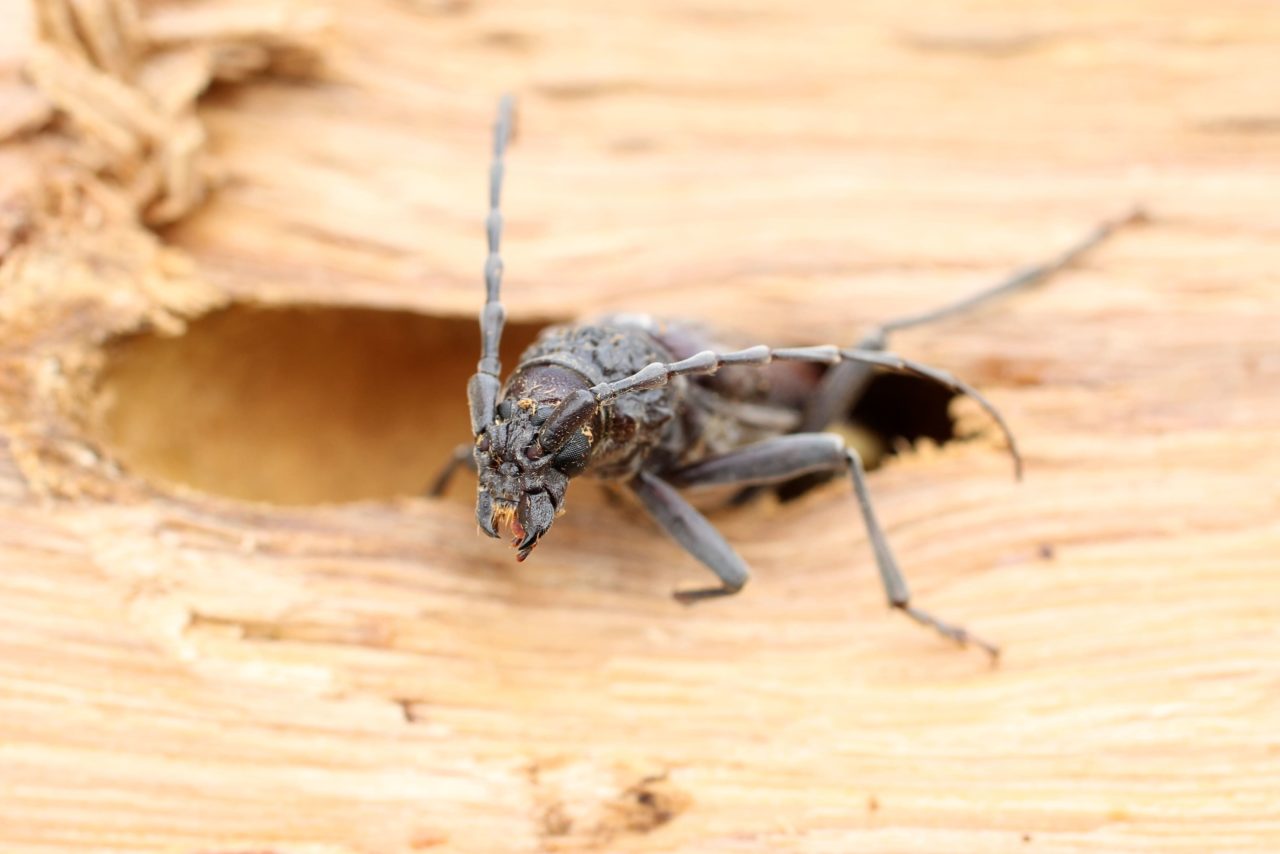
[440, 96, 1139, 657]
[506, 315, 803, 482]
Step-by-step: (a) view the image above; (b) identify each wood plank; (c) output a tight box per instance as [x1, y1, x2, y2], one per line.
[1, 0, 1277, 851]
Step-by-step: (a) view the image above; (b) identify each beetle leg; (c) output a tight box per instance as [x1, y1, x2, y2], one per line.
[427, 442, 476, 497]
[666, 433, 998, 659]
[800, 207, 1144, 433]
[629, 470, 750, 602]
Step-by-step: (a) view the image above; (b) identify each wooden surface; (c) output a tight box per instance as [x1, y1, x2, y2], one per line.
[2, 1, 1279, 851]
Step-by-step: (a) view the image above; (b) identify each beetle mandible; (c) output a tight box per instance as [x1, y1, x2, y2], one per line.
[433, 95, 1140, 658]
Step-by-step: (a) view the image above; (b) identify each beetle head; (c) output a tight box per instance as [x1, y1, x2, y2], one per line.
[473, 395, 594, 560]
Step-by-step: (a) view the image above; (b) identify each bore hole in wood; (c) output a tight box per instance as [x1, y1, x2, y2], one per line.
[92, 307, 955, 505]
[93, 305, 544, 505]
[851, 371, 958, 467]
[773, 371, 958, 502]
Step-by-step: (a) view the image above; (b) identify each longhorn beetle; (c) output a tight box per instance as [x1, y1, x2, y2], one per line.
[433, 96, 1140, 658]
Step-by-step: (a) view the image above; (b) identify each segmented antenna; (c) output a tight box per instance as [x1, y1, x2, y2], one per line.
[881, 207, 1145, 334]
[467, 95, 516, 434]
[480, 94, 514, 377]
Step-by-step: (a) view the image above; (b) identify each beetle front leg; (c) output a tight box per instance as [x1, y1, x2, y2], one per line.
[667, 433, 999, 658]
[629, 470, 750, 602]
[427, 442, 476, 496]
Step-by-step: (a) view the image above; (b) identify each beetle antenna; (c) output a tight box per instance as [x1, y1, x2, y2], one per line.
[466, 94, 516, 434]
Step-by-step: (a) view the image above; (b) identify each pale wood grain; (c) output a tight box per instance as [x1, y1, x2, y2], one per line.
[1, 0, 1278, 852]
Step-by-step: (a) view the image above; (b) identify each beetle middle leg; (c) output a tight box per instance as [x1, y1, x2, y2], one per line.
[662, 432, 999, 658]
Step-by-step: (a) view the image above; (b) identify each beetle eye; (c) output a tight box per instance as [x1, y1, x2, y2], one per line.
[496, 399, 515, 420]
[552, 431, 591, 477]
[477, 435, 490, 452]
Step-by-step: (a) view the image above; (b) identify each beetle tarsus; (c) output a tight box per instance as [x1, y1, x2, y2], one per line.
[898, 604, 1000, 661]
